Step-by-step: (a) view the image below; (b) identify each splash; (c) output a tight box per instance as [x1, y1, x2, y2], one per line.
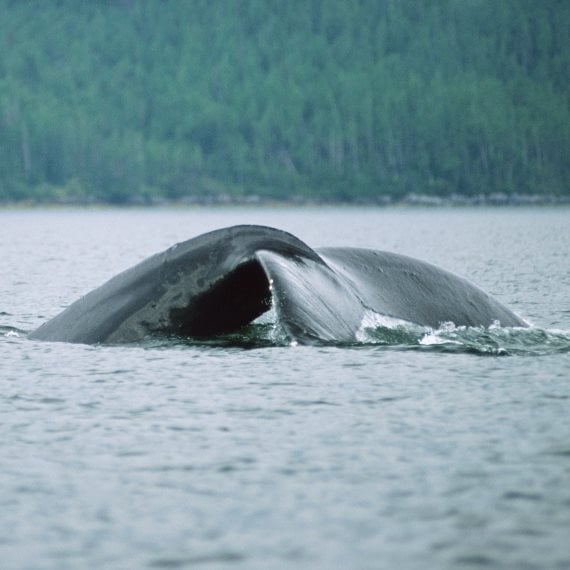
[138, 310, 570, 355]
[1, 325, 24, 339]
[418, 323, 570, 356]
[355, 310, 426, 345]
[356, 313, 570, 356]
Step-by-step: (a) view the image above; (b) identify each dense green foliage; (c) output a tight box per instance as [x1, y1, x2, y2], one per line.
[0, 0, 568, 203]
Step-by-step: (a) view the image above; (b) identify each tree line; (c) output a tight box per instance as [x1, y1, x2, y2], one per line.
[0, 0, 568, 203]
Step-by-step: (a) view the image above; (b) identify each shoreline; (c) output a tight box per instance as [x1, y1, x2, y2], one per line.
[1, 192, 569, 209]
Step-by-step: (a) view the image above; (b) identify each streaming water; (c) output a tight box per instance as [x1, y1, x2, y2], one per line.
[1, 207, 569, 569]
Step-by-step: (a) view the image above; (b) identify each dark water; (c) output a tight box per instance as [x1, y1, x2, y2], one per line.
[1, 207, 569, 570]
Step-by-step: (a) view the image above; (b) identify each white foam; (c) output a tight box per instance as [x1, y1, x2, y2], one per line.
[419, 322, 462, 346]
[356, 310, 416, 342]
[419, 331, 461, 346]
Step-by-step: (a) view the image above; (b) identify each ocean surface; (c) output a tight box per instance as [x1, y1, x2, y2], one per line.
[1, 207, 569, 570]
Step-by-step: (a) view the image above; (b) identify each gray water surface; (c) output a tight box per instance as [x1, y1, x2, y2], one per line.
[1, 207, 569, 569]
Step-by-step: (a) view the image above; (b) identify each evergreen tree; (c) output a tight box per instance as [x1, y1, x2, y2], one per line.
[0, 0, 567, 203]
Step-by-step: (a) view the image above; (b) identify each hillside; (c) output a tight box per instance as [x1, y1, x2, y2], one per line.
[0, 0, 568, 203]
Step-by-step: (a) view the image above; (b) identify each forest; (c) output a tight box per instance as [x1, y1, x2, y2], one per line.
[0, 0, 568, 204]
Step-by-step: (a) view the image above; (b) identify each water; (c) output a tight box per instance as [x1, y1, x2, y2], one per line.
[1, 207, 569, 569]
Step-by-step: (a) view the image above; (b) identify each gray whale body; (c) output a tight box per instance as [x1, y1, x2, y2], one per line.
[29, 225, 526, 344]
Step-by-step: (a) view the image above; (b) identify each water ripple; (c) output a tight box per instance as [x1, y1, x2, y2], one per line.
[148, 552, 245, 568]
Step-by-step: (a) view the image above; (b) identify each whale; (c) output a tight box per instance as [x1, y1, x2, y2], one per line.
[29, 224, 527, 345]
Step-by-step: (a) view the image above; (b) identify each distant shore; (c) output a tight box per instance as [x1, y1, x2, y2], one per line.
[1, 192, 569, 209]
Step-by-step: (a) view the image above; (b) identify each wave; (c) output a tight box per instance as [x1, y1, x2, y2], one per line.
[0, 325, 24, 339]
[7, 313, 569, 355]
[359, 318, 570, 356]
[137, 309, 570, 356]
